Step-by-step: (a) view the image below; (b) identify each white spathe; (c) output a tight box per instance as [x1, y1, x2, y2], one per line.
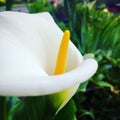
[0, 11, 98, 96]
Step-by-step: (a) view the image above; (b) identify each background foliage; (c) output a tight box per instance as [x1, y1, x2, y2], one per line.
[0, 0, 120, 120]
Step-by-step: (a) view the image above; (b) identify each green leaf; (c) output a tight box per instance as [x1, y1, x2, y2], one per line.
[9, 97, 77, 120]
[9, 96, 55, 120]
[93, 80, 113, 89]
[80, 109, 95, 120]
[55, 99, 77, 120]
[77, 81, 89, 92]
[46, 86, 76, 114]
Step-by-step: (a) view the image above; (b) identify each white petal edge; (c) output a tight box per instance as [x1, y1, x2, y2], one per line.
[0, 59, 98, 96]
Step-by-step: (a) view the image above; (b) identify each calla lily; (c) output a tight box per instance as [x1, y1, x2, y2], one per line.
[0, 11, 98, 111]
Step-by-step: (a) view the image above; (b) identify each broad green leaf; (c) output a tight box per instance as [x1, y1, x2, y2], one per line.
[9, 96, 55, 120]
[55, 99, 77, 120]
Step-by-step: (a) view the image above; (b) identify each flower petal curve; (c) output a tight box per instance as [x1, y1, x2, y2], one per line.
[0, 59, 98, 96]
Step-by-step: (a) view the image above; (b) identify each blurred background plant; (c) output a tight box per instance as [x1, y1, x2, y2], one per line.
[0, 0, 120, 120]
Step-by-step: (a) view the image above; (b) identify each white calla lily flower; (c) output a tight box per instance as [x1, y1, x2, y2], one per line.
[0, 11, 98, 98]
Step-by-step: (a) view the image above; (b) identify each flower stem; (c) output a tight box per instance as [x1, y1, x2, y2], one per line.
[0, 97, 8, 120]
[6, 0, 13, 10]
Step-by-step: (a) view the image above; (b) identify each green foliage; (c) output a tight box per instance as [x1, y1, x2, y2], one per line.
[9, 96, 56, 120]
[0, 96, 77, 120]
[58, 1, 120, 119]
[6, 0, 14, 10]
[77, 81, 89, 92]
[25, 0, 51, 13]
[55, 99, 77, 120]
